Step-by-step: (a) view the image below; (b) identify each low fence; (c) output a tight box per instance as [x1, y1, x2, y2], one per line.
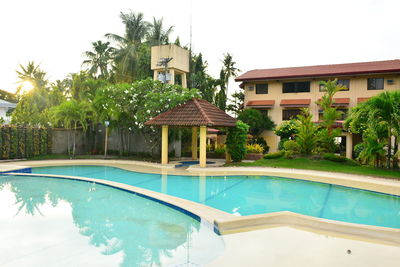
[0, 125, 181, 160]
[0, 126, 51, 160]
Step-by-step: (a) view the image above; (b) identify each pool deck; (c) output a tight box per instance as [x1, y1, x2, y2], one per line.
[1, 159, 400, 267]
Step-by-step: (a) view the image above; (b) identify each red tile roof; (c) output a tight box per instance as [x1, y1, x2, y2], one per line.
[280, 99, 311, 107]
[145, 98, 237, 127]
[235, 59, 400, 81]
[246, 100, 275, 108]
[357, 97, 370, 103]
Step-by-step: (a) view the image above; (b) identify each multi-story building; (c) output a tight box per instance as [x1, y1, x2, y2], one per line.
[235, 59, 400, 158]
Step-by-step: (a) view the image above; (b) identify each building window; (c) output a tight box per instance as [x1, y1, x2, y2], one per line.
[282, 109, 302, 120]
[319, 81, 327, 92]
[259, 109, 268, 116]
[283, 82, 310, 93]
[318, 110, 323, 121]
[319, 79, 350, 92]
[367, 78, 384, 90]
[337, 79, 350, 91]
[256, 84, 268, 94]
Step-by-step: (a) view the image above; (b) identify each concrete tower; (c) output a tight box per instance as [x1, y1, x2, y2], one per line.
[151, 44, 189, 88]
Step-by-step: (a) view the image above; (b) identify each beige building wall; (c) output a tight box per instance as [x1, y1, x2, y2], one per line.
[243, 75, 400, 152]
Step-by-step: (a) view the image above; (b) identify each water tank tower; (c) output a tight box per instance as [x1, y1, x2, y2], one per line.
[151, 44, 189, 88]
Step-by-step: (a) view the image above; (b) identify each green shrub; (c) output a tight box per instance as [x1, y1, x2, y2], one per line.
[283, 140, 300, 154]
[206, 144, 213, 152]
[214, 144, 226, 154]
[274, 120, 298, 140]
[238, 109, 275, 136]
[248, 136, 269, 153]
[323, 153, 358, 166]
[284, 150, 295, 159]
[226, 121, 250, 162]
[353, 143, 364, 160]
[263, 151, 285, 159]
[246, 144, 264, 153]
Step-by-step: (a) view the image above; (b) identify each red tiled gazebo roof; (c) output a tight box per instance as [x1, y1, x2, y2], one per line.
[145, 98, 237, 127]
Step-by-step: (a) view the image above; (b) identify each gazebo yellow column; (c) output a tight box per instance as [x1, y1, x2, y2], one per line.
[199, 126, 207, 167]
[161, 125, 168, 164]
[192, 127, 198, 160]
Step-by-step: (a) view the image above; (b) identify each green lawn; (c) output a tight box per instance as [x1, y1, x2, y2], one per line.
[229, 157, 400, 179]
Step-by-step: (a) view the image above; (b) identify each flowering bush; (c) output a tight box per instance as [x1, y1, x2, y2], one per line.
[246, 144, 264, 153]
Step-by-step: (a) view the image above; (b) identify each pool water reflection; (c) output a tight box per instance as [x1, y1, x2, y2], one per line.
[0, 176, 224, 267]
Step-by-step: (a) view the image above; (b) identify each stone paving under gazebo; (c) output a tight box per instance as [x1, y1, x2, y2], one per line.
[145, 98, 236, 167]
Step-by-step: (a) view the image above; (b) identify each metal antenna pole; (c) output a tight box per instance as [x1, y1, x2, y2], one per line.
[189, 0, 193, 88]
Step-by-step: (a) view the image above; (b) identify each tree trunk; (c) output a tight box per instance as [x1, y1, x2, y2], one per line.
[119, 128, 124, 156]
[73, 122, 77, 158]
[393, 136, 399, 169]
[387, 127, 392, 168]
[67, 130, 71, 157]
[127, 130, 131, 154]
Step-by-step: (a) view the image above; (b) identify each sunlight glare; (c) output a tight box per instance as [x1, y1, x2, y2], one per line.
[19, 81, 34, 94]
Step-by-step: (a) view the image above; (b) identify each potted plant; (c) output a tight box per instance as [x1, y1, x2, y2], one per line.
[245, 144, 264, 160]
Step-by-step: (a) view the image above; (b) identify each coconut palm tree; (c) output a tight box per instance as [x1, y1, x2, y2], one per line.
[82, 41, 115, 79]
[105, 11, 149, 82]
[146, 17, 174, 46]
[221, 53, 240, 94]
[16, 61, 48, 93]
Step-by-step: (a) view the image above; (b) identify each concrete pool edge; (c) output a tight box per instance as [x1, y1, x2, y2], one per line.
[1, 169, 400, 246]
[215, 211, 400, 245]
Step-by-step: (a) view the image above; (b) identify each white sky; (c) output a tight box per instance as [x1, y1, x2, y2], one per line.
[1, 0, 399, 96]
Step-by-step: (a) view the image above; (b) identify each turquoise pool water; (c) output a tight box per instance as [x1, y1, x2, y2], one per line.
[31, 165, 400, 229]
[0, 175, 224, 267]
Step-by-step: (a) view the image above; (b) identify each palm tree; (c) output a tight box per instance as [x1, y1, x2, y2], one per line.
[147, 17, 174, 46]
[217, 53, 240, 111]
[50, 100, 91, 157]
[16, 61, 48, 93]
[82, 41, 115, 79]
[357, 131, 386, 168]
[221, 53, 240, 95]
[106, 11, 149, 82]
[346, 91, 400, 168]
[366, 92, 397, 168]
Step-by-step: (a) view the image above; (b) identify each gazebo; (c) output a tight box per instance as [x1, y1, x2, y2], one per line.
[145, 98, 237, 167]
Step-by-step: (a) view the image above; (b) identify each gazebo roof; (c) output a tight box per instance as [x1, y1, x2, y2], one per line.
[145, 98, 237, 127]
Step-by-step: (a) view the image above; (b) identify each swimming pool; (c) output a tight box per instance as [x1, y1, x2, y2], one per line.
[0, 175, 224, 266]
[30, 165, 400, 229]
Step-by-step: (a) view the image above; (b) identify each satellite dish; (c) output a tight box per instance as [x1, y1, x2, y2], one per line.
[157, 57, 173, 83]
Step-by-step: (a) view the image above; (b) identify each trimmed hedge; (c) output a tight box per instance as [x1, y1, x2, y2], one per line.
[0, 126, 52, 160]
[323, 153, 358, 166]
[263, 151, 285, 159]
